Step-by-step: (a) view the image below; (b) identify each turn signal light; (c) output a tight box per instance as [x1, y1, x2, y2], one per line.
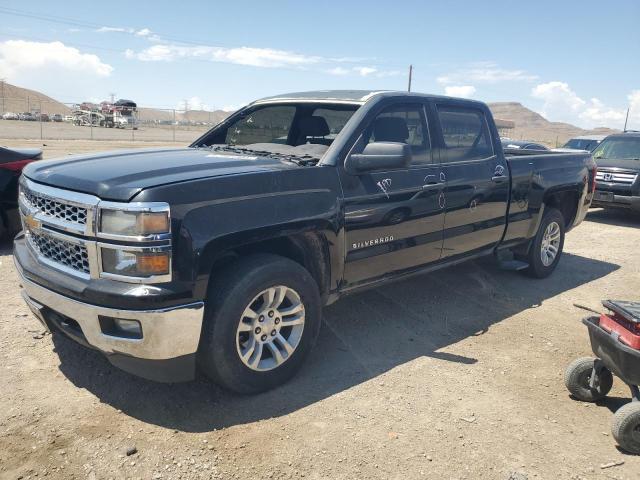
[137, 253, 170, 275]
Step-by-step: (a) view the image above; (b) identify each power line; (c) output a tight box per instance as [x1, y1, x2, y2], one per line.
[0, 6, 406, 68]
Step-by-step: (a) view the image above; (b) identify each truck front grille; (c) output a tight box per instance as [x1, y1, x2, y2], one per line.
[596, 171, 638, 185]
[22, 186, 88, 226]
[28, 230, 91, 275]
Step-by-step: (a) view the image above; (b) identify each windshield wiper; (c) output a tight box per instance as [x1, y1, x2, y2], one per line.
[209, 145, 320, 166]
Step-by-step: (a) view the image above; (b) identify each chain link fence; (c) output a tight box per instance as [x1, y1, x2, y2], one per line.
[0, 97, 232, 143]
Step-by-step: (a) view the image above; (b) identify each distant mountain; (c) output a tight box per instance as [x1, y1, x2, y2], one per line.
[488, 102, 619, 146]
[138, 107, 231, 124]
[0, 81, 71, 115]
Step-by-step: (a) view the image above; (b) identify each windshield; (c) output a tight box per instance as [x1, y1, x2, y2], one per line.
[196, 103, 359, 161]
[592, 137, 640, 162]
[563, 139, 600, 151]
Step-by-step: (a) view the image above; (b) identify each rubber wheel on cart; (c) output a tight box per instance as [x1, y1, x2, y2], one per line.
[521, 207, 565, 278]
[198, 254, 322, 394]
[612, 401, 640, 454]
[564, 357, 613, 402]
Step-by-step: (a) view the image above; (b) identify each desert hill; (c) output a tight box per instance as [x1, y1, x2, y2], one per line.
[0, 82, 71, 115]
[488, 102, 619, 146]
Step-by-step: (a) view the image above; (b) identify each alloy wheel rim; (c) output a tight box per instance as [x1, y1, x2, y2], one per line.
[236, 285, 305, 371]
[540, 221, 561, 267]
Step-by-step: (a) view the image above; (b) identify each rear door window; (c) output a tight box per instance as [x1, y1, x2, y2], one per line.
[437, 106, 494, 162]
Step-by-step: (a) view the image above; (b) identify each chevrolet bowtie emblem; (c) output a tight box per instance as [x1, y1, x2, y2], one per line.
[23, 213, 42, 231]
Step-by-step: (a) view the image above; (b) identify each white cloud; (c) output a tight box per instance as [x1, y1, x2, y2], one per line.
[530, 81, 640, 129]
[444, 85, 476, 98]
[176, 96, 211, 111]
[355, 66, 377, 76]
[326, 65, 401, 78]
[327, 66, 349, 76]
[97, 26, 157, 40]
[0, 40, 113, 78]
[97, 26, 130, 33]
[531, 81, 586, 120]
[126, 44, 320, 68]
[438, 62, 537, 85]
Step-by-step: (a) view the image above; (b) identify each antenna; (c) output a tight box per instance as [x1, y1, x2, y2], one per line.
[623, 107, 630, 132]
[407, 65, 413, 92]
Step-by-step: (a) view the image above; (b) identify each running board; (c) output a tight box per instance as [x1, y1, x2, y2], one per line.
[495, 249, 529, 271]
[497, 259, 529, 271]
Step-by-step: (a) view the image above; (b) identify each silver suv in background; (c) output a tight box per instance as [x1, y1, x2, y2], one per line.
[563, 135, 607, 152]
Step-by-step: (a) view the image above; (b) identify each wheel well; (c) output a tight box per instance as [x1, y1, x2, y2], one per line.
[544, 190, 579, 229]
[208, 233, 331, 299]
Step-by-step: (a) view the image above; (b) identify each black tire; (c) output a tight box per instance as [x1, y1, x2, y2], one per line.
[522, 207, 565, 278]
[612, 401, 640, 454]
[198, 254, 322, 394]
[564, 357, 613, 402]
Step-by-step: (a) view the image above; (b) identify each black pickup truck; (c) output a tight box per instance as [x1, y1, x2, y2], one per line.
[14, 90, 596, 393]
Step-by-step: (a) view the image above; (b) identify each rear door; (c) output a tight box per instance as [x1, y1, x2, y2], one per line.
[433, 103, 509, 258]
[340, 101, 445, 288]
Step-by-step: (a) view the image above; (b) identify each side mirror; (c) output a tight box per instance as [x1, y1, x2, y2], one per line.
[345, 142, 412, 175]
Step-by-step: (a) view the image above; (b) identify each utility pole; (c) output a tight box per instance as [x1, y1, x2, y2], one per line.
[623, 107, 630, 132]
[407, 65, 413, 92]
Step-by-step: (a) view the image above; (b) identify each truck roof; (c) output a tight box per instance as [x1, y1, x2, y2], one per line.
[254, 90, 483, 106]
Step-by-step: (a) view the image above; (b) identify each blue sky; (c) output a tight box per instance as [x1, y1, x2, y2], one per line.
[0, 0, 638, 128]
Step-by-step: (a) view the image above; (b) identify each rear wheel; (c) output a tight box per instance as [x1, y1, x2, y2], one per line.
[522, 207, 565, 278]
[198, 254, 321, 394]
[612, 402, 640, 454]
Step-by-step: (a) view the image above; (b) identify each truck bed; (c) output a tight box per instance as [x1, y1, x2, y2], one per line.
[501, 150, 595, 245]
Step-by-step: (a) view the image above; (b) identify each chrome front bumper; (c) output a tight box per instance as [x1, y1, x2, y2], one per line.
[17, 267, 205, 381]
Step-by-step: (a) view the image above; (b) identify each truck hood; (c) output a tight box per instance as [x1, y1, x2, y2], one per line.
[23, 147, 300, 201]
[595, 158, 640, 172]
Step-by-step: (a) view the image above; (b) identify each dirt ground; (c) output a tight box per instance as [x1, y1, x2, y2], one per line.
[1, 141, 640, 479]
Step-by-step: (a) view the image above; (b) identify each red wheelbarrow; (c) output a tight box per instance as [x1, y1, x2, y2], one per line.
[565, 300, 640, 454]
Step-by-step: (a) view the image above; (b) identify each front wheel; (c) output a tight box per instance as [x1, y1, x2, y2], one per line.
[564, 357, 613, 402]
[198, 254, 321, 394]
[522, 207, 565, 278]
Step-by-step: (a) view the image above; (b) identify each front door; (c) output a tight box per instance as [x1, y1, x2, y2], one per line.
[434, 103, 509, 258]
[339, 102, 446, 288]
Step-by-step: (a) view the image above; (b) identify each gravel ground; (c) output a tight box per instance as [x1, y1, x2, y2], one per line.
[1, 143, 639, 479]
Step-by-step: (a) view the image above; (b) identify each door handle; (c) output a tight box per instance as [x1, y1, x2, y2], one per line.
[491, 175, 507, 183]
[423, 173, 445, 187]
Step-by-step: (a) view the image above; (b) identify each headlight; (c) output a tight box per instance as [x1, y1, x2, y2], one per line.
[99, 204, 170, 238]
[100, 246, 171, 278]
